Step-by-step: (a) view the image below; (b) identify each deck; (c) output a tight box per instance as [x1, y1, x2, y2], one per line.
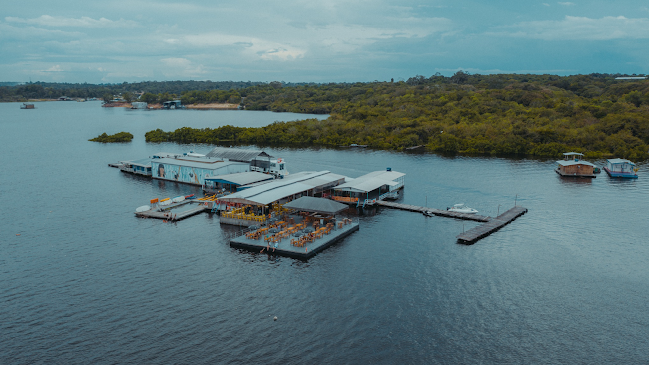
[135, 200, 209, 221]
[456, 206, 528, 244]
[375, 201, 491, 222]
[230, 222, 359, 259]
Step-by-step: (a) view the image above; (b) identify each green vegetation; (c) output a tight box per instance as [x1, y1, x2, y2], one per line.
[89, 132, 134, 143]
[146, 73, 649, 160]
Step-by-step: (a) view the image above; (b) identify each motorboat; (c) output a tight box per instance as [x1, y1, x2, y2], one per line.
[447, 204, 478, 214]
[423, 210, 435, 217]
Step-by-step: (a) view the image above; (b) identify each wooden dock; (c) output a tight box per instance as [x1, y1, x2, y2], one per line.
[456, 206, 528, 244]
[135, 200, 209, 221]
[376, 201, 491, 222]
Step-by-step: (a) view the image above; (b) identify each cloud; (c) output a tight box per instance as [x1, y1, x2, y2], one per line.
[557, 2, 575, 5]
[42, 65, 64, 72]
[543, 3, 550, 6]
[492, 16, 649, 40]
[5, 15, 137, 28]
[160, 57, 206, 77]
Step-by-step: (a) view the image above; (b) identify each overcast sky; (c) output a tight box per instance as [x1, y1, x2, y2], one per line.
[2, 0, 649, 83]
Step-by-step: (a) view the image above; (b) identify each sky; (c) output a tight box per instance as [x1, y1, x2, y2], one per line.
[2, 0, 649, 83]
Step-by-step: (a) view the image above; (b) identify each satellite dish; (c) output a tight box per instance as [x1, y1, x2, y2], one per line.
[135, 205, 151, 213]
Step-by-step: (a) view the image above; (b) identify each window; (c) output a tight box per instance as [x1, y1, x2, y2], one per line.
[279, 164, 284, 170]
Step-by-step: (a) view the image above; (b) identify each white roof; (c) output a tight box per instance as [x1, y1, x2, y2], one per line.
[557, 160, 596, 167]
[204, 171, 273, 186]
[563, 152, 584, 156]
[607, 158, 635, 165]
[334, 170, 405, 193]
[219, 171, 347, 205]
[152, 157, 243, 170]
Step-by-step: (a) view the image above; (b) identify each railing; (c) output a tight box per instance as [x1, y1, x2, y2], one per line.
[332, 196, 359, 203]
[379, 191, 399, 200]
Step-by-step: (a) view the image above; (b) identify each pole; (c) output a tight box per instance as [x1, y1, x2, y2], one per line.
[497, 204, 501, 216]
[515, 194, 518, 206]
[425, 195, 427, 208]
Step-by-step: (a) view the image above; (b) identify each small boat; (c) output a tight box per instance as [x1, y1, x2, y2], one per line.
[423, 210, 435, 217]
[447, 204, 478, 214]
[172, 196, 185, 203]
[603, 158, 638, 178]
[20, 103, 35, 109]
[135, 205, 151, 213]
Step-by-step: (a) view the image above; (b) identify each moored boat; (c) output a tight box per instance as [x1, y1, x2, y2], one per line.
[447, 204, 478, 214]
[603, 159, 638, 178]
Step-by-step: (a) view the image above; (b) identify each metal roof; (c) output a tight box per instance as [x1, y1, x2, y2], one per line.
[334, 170, 405, 193]
[151, 157, 245, 170]
[119, 158, 151, 167]
[282, 196, 348, 215]
[557, 160, 596, 167]
[218, 171, 346, 205]
[607, 158, 636, 165]
[205, 147, 273, 162]
[563, 152, 584, 156]
[204, 171, 274, 186]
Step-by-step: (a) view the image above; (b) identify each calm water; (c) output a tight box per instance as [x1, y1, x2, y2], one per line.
[1, 101, 648, 364]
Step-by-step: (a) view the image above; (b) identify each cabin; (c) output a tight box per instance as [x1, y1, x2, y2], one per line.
[332, 168, 405, 207]
[119, 158, 152, 176]
[604, 159, 638, 178]
[205, 147, 288, 178]
[555, 152, 596, 178]
[131, 102, 148, 109]
[20, 103, 35, 109]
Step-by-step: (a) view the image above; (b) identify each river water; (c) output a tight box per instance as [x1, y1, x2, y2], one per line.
[1, 101, 648, 364]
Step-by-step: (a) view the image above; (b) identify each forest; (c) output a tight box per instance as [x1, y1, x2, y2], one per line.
[146, 73, 649, 160]
[89, 132, 134, 143]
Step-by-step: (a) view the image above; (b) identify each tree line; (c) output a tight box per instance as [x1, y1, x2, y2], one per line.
[144, 73, 649, 160]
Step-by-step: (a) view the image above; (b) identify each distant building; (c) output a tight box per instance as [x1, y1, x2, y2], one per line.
[162, 100, 184, 109]
[615, 77, 646, 80]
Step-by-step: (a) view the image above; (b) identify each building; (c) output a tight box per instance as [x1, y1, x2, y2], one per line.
[151, 156, 249, 185]
[203, 171, 275, 195]
[162, 100, 184, 109]
[206, 147, 288, 178]
[333, 169, 405, 207]
[119, 158, 152, 176]
[555, 152, 596, 178]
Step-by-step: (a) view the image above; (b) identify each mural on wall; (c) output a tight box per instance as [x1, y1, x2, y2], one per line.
[152, 161, 247, 185]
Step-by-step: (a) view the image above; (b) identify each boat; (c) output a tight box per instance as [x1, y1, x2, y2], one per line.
[447, 204, 478, 214]
[423, 210, 435, 217]
[555, 152, 596, 178]
[20, 103, 35, 109]
[135, 205, 151, 213]
[603, 158, 638, 178]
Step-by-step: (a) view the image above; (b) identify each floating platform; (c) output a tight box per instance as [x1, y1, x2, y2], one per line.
[230, 222, 359, 259]
[456, 206, 528, 244]
[376, 201, 491, 222]
[135, 200, 209, 221]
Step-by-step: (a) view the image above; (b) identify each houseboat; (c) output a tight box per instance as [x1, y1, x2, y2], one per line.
[20, 103, 35, 109]
[555, 152, 596, 178]
[603, 159, 638, 178]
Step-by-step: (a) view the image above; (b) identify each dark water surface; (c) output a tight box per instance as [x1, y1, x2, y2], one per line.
[1, 101, 648, 364]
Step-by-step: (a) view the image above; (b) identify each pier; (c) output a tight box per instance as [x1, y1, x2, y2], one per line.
[376, 201, 491, 222]
[456, 206, 528, 244]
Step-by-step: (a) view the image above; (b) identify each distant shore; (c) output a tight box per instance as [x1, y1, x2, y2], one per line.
[101, 102, 239, 109]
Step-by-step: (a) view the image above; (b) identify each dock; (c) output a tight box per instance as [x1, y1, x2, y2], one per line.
[135, 200, 209, 221]
[229, 221, 359, 259]
[376, 201, 491, 222]
[456, 206, 528, 244]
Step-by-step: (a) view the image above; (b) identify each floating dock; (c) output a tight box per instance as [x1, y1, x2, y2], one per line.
[135, 200, 209, 221]
[229, 222, 359, 259]
[376, 201, 491, 222]
[456, 206, 528, 244]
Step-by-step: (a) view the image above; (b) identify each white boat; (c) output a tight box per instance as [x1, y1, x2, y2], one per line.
[135, 205, 151, 213]
[447, 203, 478, 214]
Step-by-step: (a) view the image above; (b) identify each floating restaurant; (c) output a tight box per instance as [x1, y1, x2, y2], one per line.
[229, 196, 359, 259]
[332, 169, 405, 207]
[216, 171, 347, 226]
[555, 152, 597, 178]
[151, 156, 249, 185]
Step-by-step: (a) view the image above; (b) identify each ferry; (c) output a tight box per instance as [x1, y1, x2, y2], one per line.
[603, 159, 638, 178]
[555, 152, 596, 178]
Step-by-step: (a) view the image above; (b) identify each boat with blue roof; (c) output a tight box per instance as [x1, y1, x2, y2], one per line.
[603, 158, 638, 179]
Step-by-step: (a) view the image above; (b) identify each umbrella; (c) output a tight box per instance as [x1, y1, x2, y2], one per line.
[269, 228, 278, 234]
[248, 225, 259, 230]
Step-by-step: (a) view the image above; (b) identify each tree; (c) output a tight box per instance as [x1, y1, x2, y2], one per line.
[451, 70, 470, 84]
[102, 93, 113, 103]
[122, 91, 134, 103]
